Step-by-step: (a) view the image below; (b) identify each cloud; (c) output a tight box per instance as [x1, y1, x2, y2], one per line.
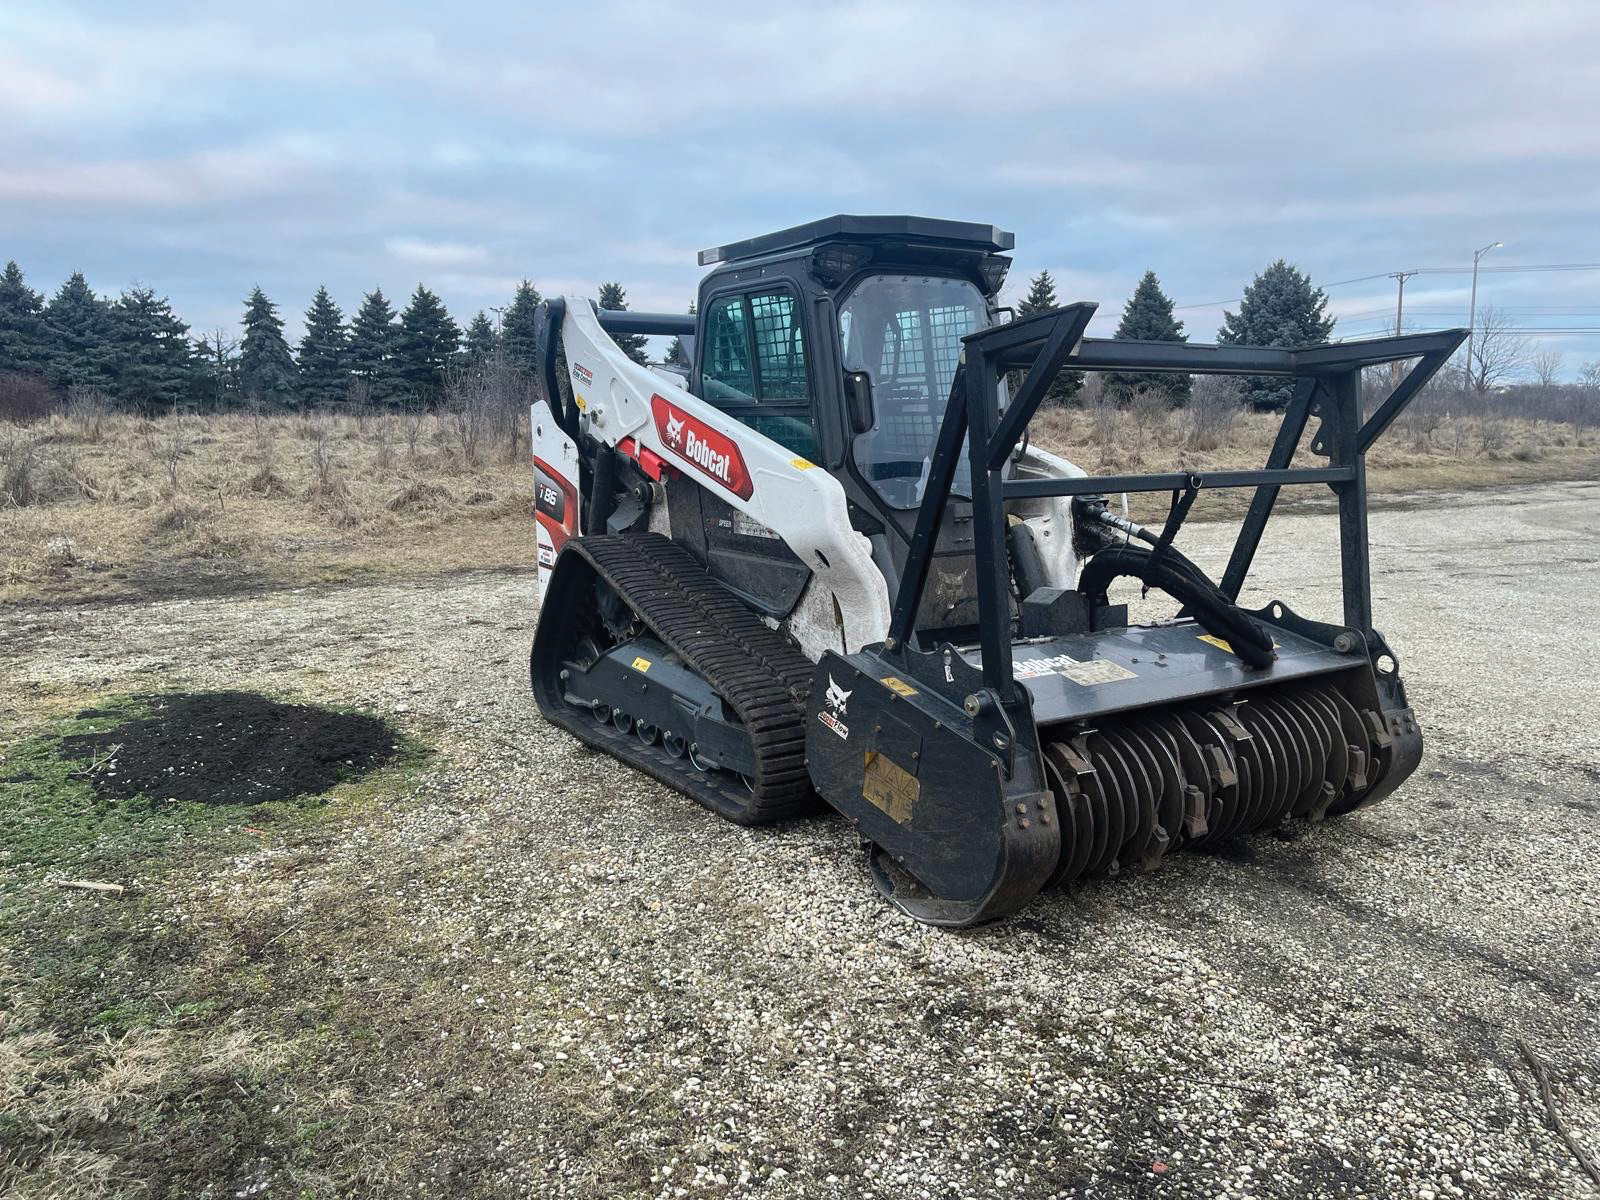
[2, 0, 1598, 368]
[385, 238, 492, 269]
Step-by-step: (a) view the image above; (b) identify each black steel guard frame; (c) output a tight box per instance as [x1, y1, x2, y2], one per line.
[885, 303, 1468, 700]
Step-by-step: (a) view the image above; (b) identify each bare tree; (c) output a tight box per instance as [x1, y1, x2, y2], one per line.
[1530, 346, 1564, 390]
[1571, 360, 1600, 434]
[1468, 307, 1530, 394]
[401, 398, 427, 461]
[145, 414, 191, 495]
[200, 328, 239, 411]
[306, 417, 345, 499]
[444, 362, 493, 466]
[1184, 375, 1241, 451]
[1126, 389, 1170, 465]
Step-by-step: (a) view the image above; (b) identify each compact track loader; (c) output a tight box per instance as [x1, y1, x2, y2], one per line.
[528, 215, 1465, 926]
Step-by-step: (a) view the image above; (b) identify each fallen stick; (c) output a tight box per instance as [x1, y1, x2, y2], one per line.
[55, 879, 124, 895]
[67, 742, 122, 778]
[1517, 1036, 1600, 1187]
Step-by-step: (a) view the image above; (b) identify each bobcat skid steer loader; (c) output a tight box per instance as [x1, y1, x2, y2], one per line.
[527, 215, 1465, 926]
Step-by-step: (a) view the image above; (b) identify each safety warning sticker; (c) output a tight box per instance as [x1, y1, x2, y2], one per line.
[880, 676, 918, 697]
[863, 750, 919, 824]
[1058, 658, 1137, 685]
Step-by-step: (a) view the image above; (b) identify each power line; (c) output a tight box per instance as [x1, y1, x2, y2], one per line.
[1173, 271, 1391, 311]
[1414, 262, 1600, 275]
[1173, 261, 1600, 313]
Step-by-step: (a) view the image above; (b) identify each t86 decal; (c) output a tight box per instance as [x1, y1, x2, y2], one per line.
[650, 395, 754, 500]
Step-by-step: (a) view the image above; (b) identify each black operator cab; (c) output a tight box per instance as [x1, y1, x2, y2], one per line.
[692, 215, 1015, 635]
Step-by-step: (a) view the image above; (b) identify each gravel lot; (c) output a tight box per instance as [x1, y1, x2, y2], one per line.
[3, 480, 1597, 1199]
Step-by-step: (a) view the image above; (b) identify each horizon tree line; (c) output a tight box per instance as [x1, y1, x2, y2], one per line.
[0, 265, 652, 414]
[5, 257, 1580, 419]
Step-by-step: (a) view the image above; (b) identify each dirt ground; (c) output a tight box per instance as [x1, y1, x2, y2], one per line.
[2, 480, 1598, 1198]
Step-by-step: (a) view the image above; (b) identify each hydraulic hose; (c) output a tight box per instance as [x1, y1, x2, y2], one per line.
[1077, 542, 1277, 669]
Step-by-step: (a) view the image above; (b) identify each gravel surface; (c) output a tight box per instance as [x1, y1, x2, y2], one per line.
[2, 480, 1597, 1199]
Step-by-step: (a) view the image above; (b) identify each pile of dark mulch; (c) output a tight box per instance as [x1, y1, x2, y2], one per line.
[58, 691, 398, 808]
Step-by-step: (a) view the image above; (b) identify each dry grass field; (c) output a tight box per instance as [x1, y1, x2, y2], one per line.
[1, 393, 1595, 602]
[1, 405, 535, 603]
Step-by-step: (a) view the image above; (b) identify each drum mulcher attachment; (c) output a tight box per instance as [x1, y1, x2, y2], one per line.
[805, 304, 1465, 924]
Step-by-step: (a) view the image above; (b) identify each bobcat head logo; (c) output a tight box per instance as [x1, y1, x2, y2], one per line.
[664, 413, 686, 446]
[825, 675, 852, 715]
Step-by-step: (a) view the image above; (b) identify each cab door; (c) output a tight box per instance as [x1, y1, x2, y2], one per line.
[694, 287, 819, 462]
[675, 285, 819, 615]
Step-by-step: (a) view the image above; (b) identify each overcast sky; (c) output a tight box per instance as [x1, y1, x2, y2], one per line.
[4, 1, 1599, 371]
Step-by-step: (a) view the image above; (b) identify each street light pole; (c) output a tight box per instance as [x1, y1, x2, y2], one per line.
[1466, 241, 1502, 387]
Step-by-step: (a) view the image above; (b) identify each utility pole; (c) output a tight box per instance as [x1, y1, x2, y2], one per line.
[1388, 270, 1417, 388]
[1467, 241, 1502, 388]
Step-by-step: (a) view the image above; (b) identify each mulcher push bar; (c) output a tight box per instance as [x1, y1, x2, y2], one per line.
[885, 304, 1469, 700]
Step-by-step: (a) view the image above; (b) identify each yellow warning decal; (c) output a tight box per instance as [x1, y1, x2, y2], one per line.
[790, 457, 817, 470]
[863, 750, 919, 825]
[574, 393, 587, 411]
[880, 675, 918, 697]
[630, 656, 652, 673]
[1197, 632, 1278, 656]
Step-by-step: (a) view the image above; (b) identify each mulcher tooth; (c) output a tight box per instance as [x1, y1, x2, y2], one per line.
[1181, 785, 1208, 839]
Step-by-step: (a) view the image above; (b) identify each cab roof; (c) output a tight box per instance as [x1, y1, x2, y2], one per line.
[698, 214, 1015, 267]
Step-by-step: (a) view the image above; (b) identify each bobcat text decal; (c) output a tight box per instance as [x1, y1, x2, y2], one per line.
[650, 395, 754, 500]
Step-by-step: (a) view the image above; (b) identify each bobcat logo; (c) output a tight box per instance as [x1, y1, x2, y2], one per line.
[664, 413, 686, 447]
[935, 562, 971, 592]
[825, 675, 852, 715]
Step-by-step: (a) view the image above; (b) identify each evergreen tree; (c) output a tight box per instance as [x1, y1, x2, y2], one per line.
[665, 301, 695, 368]
[1013, 270, 1081, 404]
[43, 272, 116, 392]
[239, 286, 298, 406]
[109, 286, 198, 411]
[598, 281, 648, 366]
[500, 280, 543, 373]
[1217, 260, 1336, 410]
[0, 261, 50, 376]
[395, 285, 460, 403]
[463, 310, 498, 363]
[297, 286, 349, 407]
[348, 289, 401, 405]
[1106, 271, 1191, 405]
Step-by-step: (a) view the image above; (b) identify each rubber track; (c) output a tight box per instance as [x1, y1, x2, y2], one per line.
[534, 532, 815, 824]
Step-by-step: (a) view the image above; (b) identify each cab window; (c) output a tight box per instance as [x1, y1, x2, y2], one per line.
[697, 289, 817, 459]
[701, 295, 755, 401]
